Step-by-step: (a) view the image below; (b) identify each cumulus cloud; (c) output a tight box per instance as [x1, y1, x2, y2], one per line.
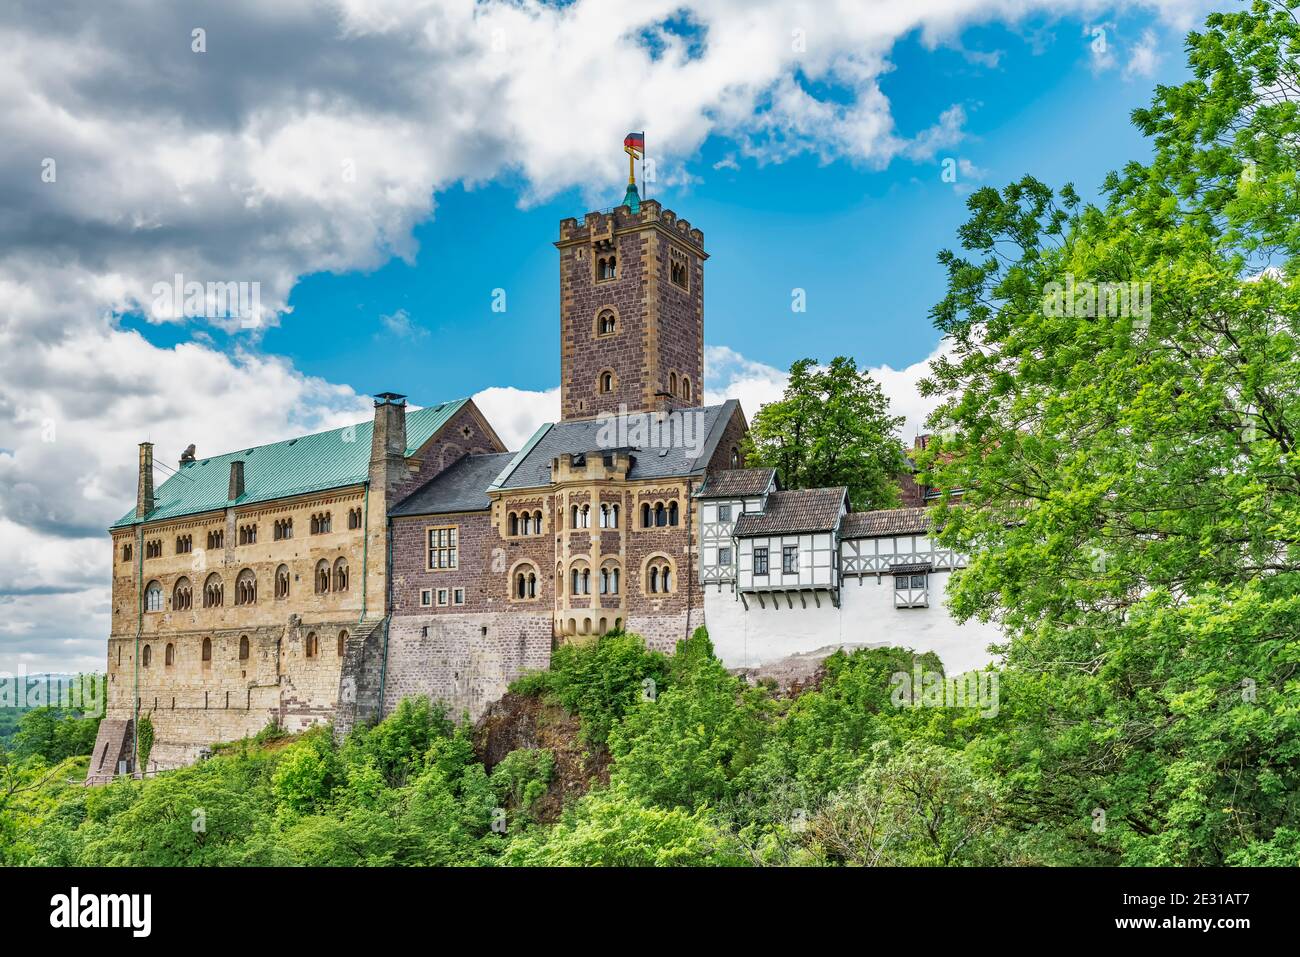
[0, 0, 1208, 671]
[1124, 29, 1162, 79]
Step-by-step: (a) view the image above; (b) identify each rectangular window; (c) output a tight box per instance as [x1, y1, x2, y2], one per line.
[782, 546, 798, 574]
[427, 526, 458, 570]
[753, 547, 768, 575]
[718, 546, 733, 566]
[894, 572, 930, 608]
[437, 588, 449, 606]
[718, 503, 732, 523]
[420, 589, 432, 607]
[453, 588, 465, 605]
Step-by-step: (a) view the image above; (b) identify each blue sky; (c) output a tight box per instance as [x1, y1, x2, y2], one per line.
[123, 9, 1185, 407]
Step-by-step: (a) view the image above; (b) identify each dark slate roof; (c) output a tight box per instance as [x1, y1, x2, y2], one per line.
[694, 467, 776, 499]
[390, 452, 517, 516]
[491, 401, 739, 491]
[840, 507, 933, 539]
[889, 561, 933, 575]
[732, 487, 847, 537]
[111, 399, 469, 529]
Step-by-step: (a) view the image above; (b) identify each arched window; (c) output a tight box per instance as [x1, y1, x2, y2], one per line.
[517, 572, 527, 598]
[142, 644, 151, 667]
[571, 504, 579, 529]
[534, 510, 543, 532]
[642, 503, 652, 528]
[730, 447, 740, 468]
[599, 504, 608, 528]
[305, 632, 318, 658]
[611, 567, 620, 594]
[239, 635, 249, 660]
[202, 637, 212, 662]
[275, 564, 290, 599]
[315, 559, 331, 594]
[669, 372, 678, 396]
[203, 573, 223, 608]
[683, 378, 692, 401]
[598, 310, 616, 335]
[600, 568, 609, 594]
[669, 501, 679, 526]
[235, 568, 257, 605]
[144, 580, 163, 612]
[521, 512, 532, 535]
[509, 512, 518, 536]
[338, 631, 348, 657]
[173, 577, 192, 611]
[333, 557, 349, 592]
[600, 371, 614, 393]
[582, 569, 590, 594]
[348, 508, 362, 530]
[580, 505, 590, 528]
[571, 568, 580, 595]
[165, 643, 175, 666]
[610, 504, 619, 528]
[122, 542, 132, 561]
[654, 503, 667, 527]
[644, 558, 675, 595]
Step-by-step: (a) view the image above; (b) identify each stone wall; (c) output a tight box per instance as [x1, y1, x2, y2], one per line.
[382, 612, 552, 720]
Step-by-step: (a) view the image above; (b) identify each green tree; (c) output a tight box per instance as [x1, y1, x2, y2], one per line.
[743, 356, 906, 509]
[499, 784, 744, 867]
[919, 0, 1300, 864]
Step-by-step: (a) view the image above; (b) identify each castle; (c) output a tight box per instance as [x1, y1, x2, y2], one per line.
[87, 181, 996, 783]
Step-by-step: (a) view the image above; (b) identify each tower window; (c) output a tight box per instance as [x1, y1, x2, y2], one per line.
[600, 371, 615, 393]
[669, 372, 677, 396]
[597, 310, 617, 336]
[669, 248, 689, 289]
[597, 255, 617, 281]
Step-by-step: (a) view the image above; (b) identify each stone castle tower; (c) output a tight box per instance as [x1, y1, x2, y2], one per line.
[555, 198, 707, 421]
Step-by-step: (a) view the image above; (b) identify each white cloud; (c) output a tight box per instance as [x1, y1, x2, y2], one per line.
[379, 308, 427, 341]
[1124, 29, 1161, 79]
[471, 385, 561, 451]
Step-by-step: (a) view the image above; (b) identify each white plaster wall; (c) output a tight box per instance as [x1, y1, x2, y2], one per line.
[704, 569, 1000, 675]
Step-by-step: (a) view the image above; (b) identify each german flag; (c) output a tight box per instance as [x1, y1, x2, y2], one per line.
[624, 131, 645, 153]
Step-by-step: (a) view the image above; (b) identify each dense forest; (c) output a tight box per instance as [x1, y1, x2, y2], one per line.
[3, 2, 1299, 867]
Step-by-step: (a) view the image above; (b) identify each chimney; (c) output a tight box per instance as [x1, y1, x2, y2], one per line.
[369, 393, 408, 495]
[136, 442, 155, 518]
[228, 460, 245, 500]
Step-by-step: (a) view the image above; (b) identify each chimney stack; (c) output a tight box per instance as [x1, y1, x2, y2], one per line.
[136, 442, 155, 518]
[228, 460, 245, 500]
[369, 393, 409, 495]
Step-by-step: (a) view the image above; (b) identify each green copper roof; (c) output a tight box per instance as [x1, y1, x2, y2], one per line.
[622, 182, 641, 213]
[111, 398, 469, 530]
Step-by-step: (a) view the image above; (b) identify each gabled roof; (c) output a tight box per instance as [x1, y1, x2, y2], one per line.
[839, 507, 934, 539]
[390, 452, 517, 516]
[694, 467, 777, 499]
[490, 401, 740, 491]
[732, 487, 848, 537]
[111, 399, 469, 529]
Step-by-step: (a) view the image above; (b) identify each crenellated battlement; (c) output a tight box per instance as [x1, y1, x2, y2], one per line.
[558, 199, 705, 251]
